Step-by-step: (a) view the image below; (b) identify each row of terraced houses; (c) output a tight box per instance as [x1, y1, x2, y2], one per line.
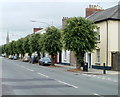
[34, 4, 120, 71]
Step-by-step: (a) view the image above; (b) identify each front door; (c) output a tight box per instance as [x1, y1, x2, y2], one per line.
[88, 53, 91, 68]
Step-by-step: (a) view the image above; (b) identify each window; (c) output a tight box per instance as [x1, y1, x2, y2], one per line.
[97, 27, 100, 40]
[65, 50, 67, 59]
[97, 49, 100, 62]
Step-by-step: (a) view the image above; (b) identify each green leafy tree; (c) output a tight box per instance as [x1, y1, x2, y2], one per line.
[0, 45, 2, 55]
[63, 17, 98, 69]
[38, 33, 46, 58]
[43, 26, 62, 65]
[22, 37, 31, 57]
[10, 41, 16, 55]
[4, 44, 10, 56]
[28, 33, 41, 58]
[12, 41, 19, 57]
[16, 38, 25, 58]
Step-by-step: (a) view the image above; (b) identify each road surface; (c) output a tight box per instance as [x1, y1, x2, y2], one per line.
[1, 57, 118, 96]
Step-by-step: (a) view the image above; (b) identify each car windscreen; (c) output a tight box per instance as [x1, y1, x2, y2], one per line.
[44, 58, 51, 61]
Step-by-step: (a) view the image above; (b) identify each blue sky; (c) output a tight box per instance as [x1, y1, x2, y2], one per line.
[0, 0, 119, 45]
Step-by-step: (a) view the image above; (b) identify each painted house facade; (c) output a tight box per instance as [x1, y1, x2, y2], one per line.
[87, 4, 120, 70]
[60, 4, 120, 71]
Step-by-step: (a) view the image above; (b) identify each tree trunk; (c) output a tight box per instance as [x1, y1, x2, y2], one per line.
[75, 51, 85, 69]
[51, 54, 55, 66]
[37, 51, 40, 59]
[28, 53, 31, 58]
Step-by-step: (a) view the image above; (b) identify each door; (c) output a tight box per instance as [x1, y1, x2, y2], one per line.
[88, 53, 91, 68]
[111, 52, 120, 71]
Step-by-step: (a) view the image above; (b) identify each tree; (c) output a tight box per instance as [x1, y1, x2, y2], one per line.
[43, 26, 62, 65]
[22, 37, 31, 57]
[12, 41, 19, 57]
[0, 45, 2, 55]
[63, 17, 98, 69]
[3, 44, 10, 56]
[16, 38, 25, 58]
[38, 33, 45, 58]
[28, 33, 41, 58]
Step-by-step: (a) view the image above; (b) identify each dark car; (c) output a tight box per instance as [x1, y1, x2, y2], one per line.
[30, 55, 39, 64]
[39, 57, 51, 66]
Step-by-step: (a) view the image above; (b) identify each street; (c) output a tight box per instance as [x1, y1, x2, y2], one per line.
[1, 57, 118, 96]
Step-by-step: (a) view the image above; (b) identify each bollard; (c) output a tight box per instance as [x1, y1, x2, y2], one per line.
[86, 62, 88, 72]
[103, 63, 106, 74]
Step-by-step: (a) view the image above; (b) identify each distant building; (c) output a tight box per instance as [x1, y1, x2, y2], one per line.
[6, 32, 9, 44]
[62, 17, 69, 29]
[86, 5, 104, 17]
[33, 28, 43, 33]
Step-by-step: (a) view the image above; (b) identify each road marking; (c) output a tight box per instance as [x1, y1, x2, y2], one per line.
[97, 76, 101, 79]
[56, 80, 78, 88]
[93, 93, 104, 97]
[26, 68, 34, 72]
[101, 77, 105, 80]
[37, 73, 49, 78]
[21, 66, 26, 68]
[107, 78, 111, 80]
[113, 80, 117, 82]
[92, 75, 96, 77]
[37, 72, 78, 88]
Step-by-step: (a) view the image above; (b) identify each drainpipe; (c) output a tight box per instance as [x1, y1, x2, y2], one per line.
[106, 20, 108, 66]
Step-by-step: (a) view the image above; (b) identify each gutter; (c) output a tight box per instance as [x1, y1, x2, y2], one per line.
[106, 20, 108, 66]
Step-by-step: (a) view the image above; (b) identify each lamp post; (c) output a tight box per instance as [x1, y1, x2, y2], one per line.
[30, 20, 51, 27]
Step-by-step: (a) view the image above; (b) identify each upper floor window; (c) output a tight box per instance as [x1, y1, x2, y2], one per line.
[97, 27, 100, 40]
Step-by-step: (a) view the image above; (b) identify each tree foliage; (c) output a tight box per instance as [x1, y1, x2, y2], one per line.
[63, 17, 98, 69]
[28, 33, 41, 58]
[22, 37, 31, 57]
[43, 26, 62, 65]
[16, 38, 25, 58]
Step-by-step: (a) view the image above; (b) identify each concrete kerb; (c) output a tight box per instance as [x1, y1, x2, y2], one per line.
[55, 64, 119, 75]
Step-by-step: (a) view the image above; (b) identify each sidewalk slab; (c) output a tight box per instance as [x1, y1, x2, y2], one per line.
[55, 64, 119, 75]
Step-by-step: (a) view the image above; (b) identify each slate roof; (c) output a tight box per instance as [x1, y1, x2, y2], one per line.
[87, 4, 120, 23]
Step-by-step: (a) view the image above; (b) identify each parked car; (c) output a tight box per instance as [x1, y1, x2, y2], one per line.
[13, 56, 17, 60]
[2, 54, 6, 57]
[8, 55, 14, 59]
[22, 56, 30, 62]
[39, 57, 51, 66]
[29, 55, 39, 64]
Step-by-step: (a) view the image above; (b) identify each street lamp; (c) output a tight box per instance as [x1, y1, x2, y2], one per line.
[30, 20, 51, 27]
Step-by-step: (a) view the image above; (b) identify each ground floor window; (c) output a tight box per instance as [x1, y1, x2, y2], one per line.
[97, 49, 100, 63]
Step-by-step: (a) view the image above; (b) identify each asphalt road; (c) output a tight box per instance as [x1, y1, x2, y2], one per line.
[1, 57, 119, 96]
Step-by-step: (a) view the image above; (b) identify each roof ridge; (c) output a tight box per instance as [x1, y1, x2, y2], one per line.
[108, 5, 119, 18]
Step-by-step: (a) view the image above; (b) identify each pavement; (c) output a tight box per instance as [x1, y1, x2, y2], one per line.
[55, 64, 119, 75]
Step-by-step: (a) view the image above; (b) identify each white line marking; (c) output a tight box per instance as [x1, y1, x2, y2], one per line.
[97, 76, 101, 79]
[21, 66, 26, 68]
[101, 77, 105, 80]
[37, 73, 49, 78]
[107, 78, 111, 80]
[82, 74, 87, 76]
[113, 80, 117, 82]
[26, 68, 34, 72]
[37, 73, 78, 88]
[92, 75, 96, 77]
[56, 80, 78, 88]
[93, 93, 104, 97]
